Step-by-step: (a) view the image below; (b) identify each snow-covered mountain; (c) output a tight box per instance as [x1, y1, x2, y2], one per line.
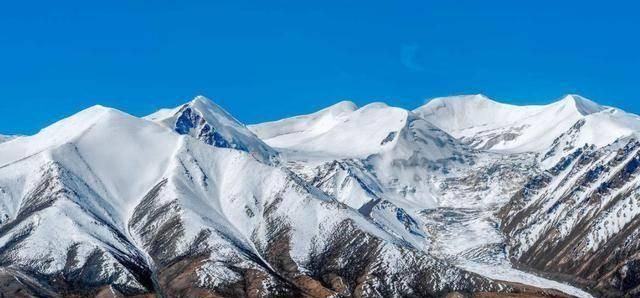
[1, 94, 638, 297]
[415, 94, 640, 166]
[0, 96, 576, 298]
[499, 137, 640, 297]
[412, 94, 640, 296]
[250, 94, 640, 297]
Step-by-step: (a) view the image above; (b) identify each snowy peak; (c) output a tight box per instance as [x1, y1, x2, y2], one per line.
[415, 93, 605, 130]
[555, 94, 606, 116]
[146, 96, 278, 164]
[418, 95, 487, 117]
[250, 101, 409, 158]
[250, 100, 467, 161]
[323, 100, 358, 114]
[248, 100, 358, 143]
[427, 94, 495, 107]
[0, 103, 185, 236]
[0, 105, 126, 164]
[424, 94, 499, 108]
[415, 94, 526, 131]
[186, 95, 245, 127]
[416, 94, 636, 154]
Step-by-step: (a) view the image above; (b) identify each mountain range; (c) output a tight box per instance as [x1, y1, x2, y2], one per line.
[0, 94, 638, 297]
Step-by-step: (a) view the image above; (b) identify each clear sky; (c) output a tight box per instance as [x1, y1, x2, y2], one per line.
[1, 1, 639, 134]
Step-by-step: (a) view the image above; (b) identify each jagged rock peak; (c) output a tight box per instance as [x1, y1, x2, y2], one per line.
[146, 95, 279, 164]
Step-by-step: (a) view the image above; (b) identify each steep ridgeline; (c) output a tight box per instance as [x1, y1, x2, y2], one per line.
[0, 98, 560, 297]
[499, 137, 640, 296]
[415, 94, 640, 167]
[414, 94, 640, 296]
[146, 95, 279, 164]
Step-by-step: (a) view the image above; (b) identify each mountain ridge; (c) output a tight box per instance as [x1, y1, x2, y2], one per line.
[1, 94, 636, 297]
[146, 95, 279, 164]
[415, 94, 640, 157]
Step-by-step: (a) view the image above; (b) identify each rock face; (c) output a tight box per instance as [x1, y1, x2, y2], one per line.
[1, 94, 639, 297]
[147, 96, 279, 164]
[499, 139, 640, 296]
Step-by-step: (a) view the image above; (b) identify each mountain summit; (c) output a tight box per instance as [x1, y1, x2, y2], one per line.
[249, 101, 467, 161]
[146, 96, 278, 164]
[415, 94, 639, 158]
[558, 94, 606, 115]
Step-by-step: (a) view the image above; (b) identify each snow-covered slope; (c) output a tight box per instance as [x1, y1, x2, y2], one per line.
[0, 106, 182, 294]
[251, 100, 598, 297]
[413, 94, 640, 296]
[253, 101, 477, 262]
[0, 134, 15, 144]
[499, 137, 640, 296]
[147, 96, 278, 164]
[0, 99, 556, 297]
[251, 101, 475, 212]
[0, 106, 178, 223]
[250, 101, 468, 161]
[411, 95, 640, 296]
[415, 94, 640, 160]
[4, 93, 637, 297]
[248, 100, 357, 149]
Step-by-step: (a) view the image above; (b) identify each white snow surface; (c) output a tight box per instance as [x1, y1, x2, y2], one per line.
[251, 102, 476, 212]
[0, 101, 400, 290]
[250, 101, 407, 158]
[415, 94, 640, 154]
[0, 106, 179, 226]
[0, 106, 185, 282]
[249, 101, 466, 162]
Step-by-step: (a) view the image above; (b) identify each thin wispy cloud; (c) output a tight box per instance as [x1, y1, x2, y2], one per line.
[401, 44, 424, 72]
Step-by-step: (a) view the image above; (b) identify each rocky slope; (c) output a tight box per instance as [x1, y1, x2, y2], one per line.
[250, 99, 596, 297]
[499, 137, 640, 296]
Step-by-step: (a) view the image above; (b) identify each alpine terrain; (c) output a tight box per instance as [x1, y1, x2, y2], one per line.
[0, 94, 637, 297]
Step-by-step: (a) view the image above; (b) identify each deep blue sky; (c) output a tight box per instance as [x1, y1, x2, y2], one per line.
[1, 1, 639, 134]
